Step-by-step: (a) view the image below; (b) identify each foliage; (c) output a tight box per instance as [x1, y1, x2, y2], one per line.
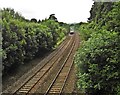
[88, 2, 120, 32]
[75, 2, 120, 95]
[75, 30, 120, 94]
[78, 22, 96, 41]
[1, 8, 69, 74]
[31, 18, 37, 23]
[48, 14, 58, 22]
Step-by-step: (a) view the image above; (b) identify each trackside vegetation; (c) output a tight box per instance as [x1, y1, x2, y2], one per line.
[74, 2, 120, 95]
[1, 8, 69, 75]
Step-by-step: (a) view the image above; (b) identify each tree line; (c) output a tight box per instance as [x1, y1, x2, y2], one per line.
[1, 8, 70, 75]
[74, 2, 120, 95]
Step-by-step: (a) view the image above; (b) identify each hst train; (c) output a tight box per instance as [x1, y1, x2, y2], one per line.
[69, 30, 74, 34]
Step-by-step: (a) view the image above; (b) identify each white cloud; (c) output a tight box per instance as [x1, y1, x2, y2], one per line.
[0, 0, 94, 23]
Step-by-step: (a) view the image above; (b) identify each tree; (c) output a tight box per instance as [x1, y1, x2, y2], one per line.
[49, 14, 58, 22]
[38, 19, 41, 23]
[31, 18, 37, 23]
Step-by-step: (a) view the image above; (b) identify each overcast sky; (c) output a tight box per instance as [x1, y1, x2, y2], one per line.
[0, 0, 94, 23]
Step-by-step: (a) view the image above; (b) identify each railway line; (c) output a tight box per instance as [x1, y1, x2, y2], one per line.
[44, 33, 79, 94]
[3, 32, 79, 94]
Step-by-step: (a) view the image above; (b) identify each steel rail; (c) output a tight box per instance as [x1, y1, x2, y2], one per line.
[44, 33, 77, 95]
[14, 35, 74, 94]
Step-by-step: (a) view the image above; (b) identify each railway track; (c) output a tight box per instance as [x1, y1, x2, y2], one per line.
[14, 35, 74, 94]
[3, 32, 79, 94]
[3, 36, 70, 94]
[44, 33, 79, 94]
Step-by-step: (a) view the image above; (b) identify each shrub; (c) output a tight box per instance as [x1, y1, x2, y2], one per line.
[1, 8, 67, 74]
[74, 30, 120, 94]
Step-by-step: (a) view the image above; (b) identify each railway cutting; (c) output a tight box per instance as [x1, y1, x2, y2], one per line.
[3, 32, 80, 94]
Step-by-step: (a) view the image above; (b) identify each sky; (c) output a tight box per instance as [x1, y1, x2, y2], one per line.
[0, 0, 94, 23]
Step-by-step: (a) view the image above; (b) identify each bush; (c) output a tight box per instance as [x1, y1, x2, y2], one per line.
[1, 8, 67, 74]
[74, 30, 120, 94]
[79, 22, 96, 41]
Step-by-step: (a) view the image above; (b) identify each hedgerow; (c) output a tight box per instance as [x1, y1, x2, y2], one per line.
[1, 8, 69, 74]
[75, 30, 120, 94]
[74, 2, 120, 95]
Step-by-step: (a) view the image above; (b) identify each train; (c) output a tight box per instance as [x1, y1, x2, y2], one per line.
[69, 30, 74, 35]
[69, 26, 74, 35]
